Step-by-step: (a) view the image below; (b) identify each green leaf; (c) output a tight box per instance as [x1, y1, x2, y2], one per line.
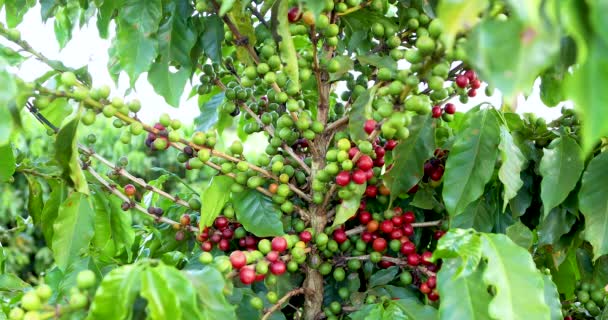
[54, 6, 74, 49]
[273, 0, 299, 88]
[87, 265, 142, 320]
[332, 183, 366, 227]
[219, 0, 236, 16]
[158, 266, 204, 318]
[393, 299, 439, 320]
[200, 176, 234, 229]
[195, 91, 225, 131]
[481, 233, 550, 320]
[356, 54, 397, 69]
[349, 304, 382, 320]
[434, 228, 482, 278]
[539, 68, 565, 107]
[348, 88, 377, 142]
[0, 144, 15, 182]
[437, 0, 488, 48]
[0, 273, 30, 292]
[202, 15, 224, 64]
[91, 186, 134, 260]
[25, 175, 43, 225]
[115, 24, 158, 86]
[4, 0, 35, 27]
[328, 56, 354, 81]
[55, 116, 89, 195]
[52, 192, 95, 271]
[579, 151, 608, 259]
[186, 266, 237, 320]
[551, 249, 579, 299]
[0, 43, 26, 66]
[148, 64, 191, 108]
[452, 196, 494, 232]
[229, 4, 257, 66]
[119, 0, 162, 34]
[443, 108, 501, 217]
[384, 116, 436, 201]
[565, 37, 608, 154]
[542, 274, 563, 320]
[410, 186, 438, 209]
[300, 0, 324, 19]
[140, 267, 183, 320]
[498, 126, 526, 211]
[465, 19, 559, 97]
[539, 136, 583, 217]
[40, 181, 67, 246]
[506, 220, 534, 250]
[96, 0, 116, 38]
[40, 97, 72, 129]
[437, 258, 492, 320]
[537, 207, 575, 246]
[369, 266, 399, 288]
[0, 58, 17, 116]
[232, 190, 284, 237]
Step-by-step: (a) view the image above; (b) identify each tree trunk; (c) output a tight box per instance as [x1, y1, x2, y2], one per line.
[303, 212, 326, 320]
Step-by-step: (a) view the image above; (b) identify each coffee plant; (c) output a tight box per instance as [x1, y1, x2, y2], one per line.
[1, 0, 608, 319]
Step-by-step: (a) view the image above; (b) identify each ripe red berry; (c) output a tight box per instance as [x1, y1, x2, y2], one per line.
[245, 236, 257, 248]
[428, 290, 440, 301]
[364, 119, 376, 134]
[420, 282, 431, 294]
[255, 273, 266, 282]
[421, 251, 434, 265]
[333, 229, 348, 244]
[266, 251, 279, 262]
[434, 230, 446, 240]
[352, 169, 367, 184]
[365, 185, 378, 198]
[380, 220, 394, 234]
[175, 230, 185, 241]
[359, 211, 372, 224]
[403, 223, 414, 236]
[464, 70, 477, 81]
[430, 166, 444, 181]
[124, 184, 136, 196]
[201, 241, 213, 252]
[393, 207, 403, 215]
[361, 231, 373, 243]
[373, 156, 385, 167]
[348, 147, 359, 159]
[222, 228, 234, 239]
[391, 215, 404, 226]
[357, 155, 373, 171]
[403, 211, 416, 223]
[407, 253, 420, 266]
[214, 216, 229, 230]
[210, 233, 222, 243]
[455, 75, 469, 88]
[470, 79, 481, 89]
[218, 238, 230, 251]
[400, 241, 416, 255]
[270, 261, 286, 275]
[390, 229, 403, 239]
[374, 146, 386, 157]
[379, 260, 394, 268]
[287, 7, 301, 22]
[467, 88, 477, 97]
[385, 140, 397, 151]
[407, 184, 419, 194]
[424, 161, 434, 176]
[427, 276, 437, 289]
[444, 103, 456, 114]
[153, 123, 166, 131]
[271, 237, 287, 252]
[431, 106, 442, 118]
[372, 238, 387, 252]
[239, 267, 256, 284]
[299, 230, 312, 243]
[335, 171, 351, 186]
[230, 251, 247, 269]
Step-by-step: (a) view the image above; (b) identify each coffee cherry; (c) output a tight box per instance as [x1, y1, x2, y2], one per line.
[272, 237, 288, 252]
[403, 211, 416, 223]
[352, 169, 367, 184]
[407, 253, 420, 266]
[270, 261, 287, 275]
[428, 291, 440, 301]
[467, 89, 477, 97]
[420, 282, 431, 294]
[402, 223, 414, 236]
[9, 307, 25, 320]
[214, 216, 229, 230]
[431, 106, 442, 118]
[464, 70, 477, 81]
[175, 230, 185, 241]
[335, 171, 351, 186]
[364, 119, 376, 134]
[421, 251, 434, 265]
[359, 211, 372, 224]
[427, 276, 437, 289]
[69, 292, 88, 309]
[240, 267, 256, 284]
[455, 75, 468, 88]
[229, 251, 247, 269]
[21, 292, 41, 311]
[385, 140, 397, 150]
[372, 238, 387, 252]
[76, 270, 96, 289]
[333, 229, 347, 244]
[380, 220, 394, 234]
[60, 72, 77, 87]
[333, 267, 346, 282]
[288, 7, 301, 22]
[400, 271, 413, 285]
[444, 103, 456, 114]
[400, 241, 416, 255]
[299, 230, 312, 243]
[357, 155, 373, 171]
[124, 184, 136, 196]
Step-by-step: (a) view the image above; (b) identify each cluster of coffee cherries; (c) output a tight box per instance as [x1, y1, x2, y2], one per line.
[8, 271, 95, 320]
[422, 148, 449, 184]
[562, 280, 607, 319]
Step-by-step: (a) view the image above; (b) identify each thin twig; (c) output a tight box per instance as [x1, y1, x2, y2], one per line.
[262, 288, 306, 320]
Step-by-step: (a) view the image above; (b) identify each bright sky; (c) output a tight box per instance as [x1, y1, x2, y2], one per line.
[2, 5, 567, 123]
